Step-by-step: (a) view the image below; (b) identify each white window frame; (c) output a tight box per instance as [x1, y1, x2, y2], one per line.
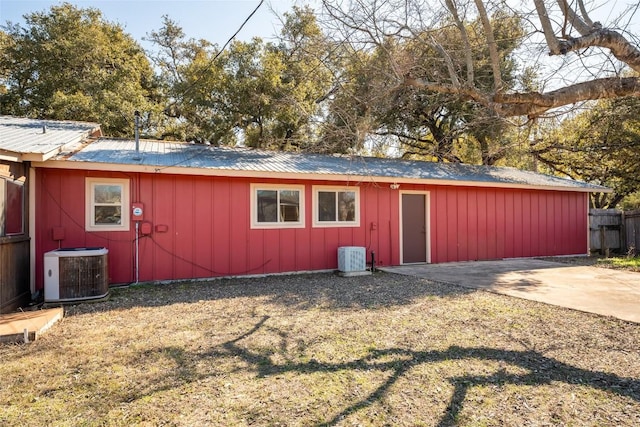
[312, 185, 360, 228]
[250, 183, 305, 229]
[85, 177, 130, 232]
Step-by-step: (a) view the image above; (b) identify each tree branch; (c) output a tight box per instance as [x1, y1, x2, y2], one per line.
[444, 0, 474, 85]
[474, 0, 502, 91]
[557, 29, 640, 72]
[495, 76, 640, 117]
[534, 0, 563, 55]
[406, 76, 640, 118]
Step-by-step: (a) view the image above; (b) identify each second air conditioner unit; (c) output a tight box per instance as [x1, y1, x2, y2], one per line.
[337, 246, 370, 276]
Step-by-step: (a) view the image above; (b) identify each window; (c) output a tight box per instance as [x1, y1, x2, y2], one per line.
[86, 178, 130, 232]
[251, 184, 304, 228]
[0, 178, 25, 237]
[313, 186, 360, 227]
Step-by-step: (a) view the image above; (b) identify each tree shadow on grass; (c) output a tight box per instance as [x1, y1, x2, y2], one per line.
[134, 316, 639, 426]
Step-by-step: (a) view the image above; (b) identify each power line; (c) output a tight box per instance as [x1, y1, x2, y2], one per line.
[167, 0, 265, 107]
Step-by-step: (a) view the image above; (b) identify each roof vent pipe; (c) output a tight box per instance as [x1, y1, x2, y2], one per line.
[133, 111, 141, 160]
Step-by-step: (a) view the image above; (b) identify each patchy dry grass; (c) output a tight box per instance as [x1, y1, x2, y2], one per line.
[540, 255, 640, 272]
[597, 256, 640, 272]
[1, 272, 639, 426]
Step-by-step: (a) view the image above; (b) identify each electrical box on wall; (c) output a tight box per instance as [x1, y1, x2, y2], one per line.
[132, 202, 144, 221]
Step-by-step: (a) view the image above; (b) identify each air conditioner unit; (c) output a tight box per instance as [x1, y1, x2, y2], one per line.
[44, 247, 109, 303]
[337, 246, 370, 276]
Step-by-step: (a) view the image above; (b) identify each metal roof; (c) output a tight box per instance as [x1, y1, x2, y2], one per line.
[53, 138, 608, 192]
[0, 116, 101, 162]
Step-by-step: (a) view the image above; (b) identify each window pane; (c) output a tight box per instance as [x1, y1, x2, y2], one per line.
[94, 206, 122, 225]
[257, 190, 278, 222]
[338, 191, 356, 222]
[94, 184, 122, 204]
[279, 190, 300, 222]
[5, 181, 24, 235]
[318, 191, 336, 222]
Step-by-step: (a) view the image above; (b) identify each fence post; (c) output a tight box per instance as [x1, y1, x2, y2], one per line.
[621, 210, 627, 254]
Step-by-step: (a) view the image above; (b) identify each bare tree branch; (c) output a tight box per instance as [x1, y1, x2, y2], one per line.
[474, 0, 502, 91]
[495, 76, 640, 117]
[444, 0, 474, 85]
[557, 29, 640, 72]
[534, 0, 563, 54]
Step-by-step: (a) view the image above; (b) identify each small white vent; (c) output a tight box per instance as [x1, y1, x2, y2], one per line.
[338, 246, 366, 272]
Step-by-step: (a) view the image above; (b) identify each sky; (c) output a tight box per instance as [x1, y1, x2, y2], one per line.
[0, 0, 315, 49]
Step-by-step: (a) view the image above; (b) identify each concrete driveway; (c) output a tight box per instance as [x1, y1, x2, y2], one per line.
[382, 259, 640, 323]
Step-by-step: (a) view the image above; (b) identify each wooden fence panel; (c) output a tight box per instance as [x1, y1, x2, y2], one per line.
[624, 210, 640, 255]
[589, 209, 622, 253]
[0, 237, 30, 313]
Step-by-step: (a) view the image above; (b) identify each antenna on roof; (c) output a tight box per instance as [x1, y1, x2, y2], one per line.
[133, 111, 141, 161]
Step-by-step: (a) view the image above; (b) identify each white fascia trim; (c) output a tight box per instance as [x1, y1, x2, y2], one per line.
[33, 160, 612, 193]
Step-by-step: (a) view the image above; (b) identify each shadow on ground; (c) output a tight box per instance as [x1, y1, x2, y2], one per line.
[129, 316, 640, 426]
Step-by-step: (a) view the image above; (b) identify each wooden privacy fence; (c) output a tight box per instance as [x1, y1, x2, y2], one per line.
[589, 209, 640, 255]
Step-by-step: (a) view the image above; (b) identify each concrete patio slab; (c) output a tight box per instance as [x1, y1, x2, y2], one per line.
[382, 259, 640, 323]
[0, 307, 64, 343]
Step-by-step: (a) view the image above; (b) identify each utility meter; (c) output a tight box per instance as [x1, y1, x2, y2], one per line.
[132, 203, 144, 221]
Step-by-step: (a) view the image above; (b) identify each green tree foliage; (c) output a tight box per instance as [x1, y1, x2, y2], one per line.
[149, 6, 333, 149]
[531, 95, 640, 208]
[0, 3, 160, 136]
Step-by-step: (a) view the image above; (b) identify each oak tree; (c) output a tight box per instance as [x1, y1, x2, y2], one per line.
[0, 3, 161, 136]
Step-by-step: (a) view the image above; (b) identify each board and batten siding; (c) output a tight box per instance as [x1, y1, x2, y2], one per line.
[428, 185, 588, 263]
[35, 168, 400, 287]
[35, 168, 589, 289]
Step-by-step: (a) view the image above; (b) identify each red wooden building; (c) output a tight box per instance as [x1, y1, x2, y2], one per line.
[26, 134, 606, 290]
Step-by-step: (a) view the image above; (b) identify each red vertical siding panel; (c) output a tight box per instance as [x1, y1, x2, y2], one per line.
[309, 227, 326, 270]
[324, 228, 340, 268]
[152, 175, 175, 280]
[212, 178, 231, 275]
[434, 189, 448, 263]
[486, 190, 497, 259]
[538, 194, 549, 255]
[521, 192, 532, 257]
[136, 174, 153, 282]
[280, 229, 298, 273]
[258, 229, 276, 274]
[577, 193, 588, 254]
[174, 177, 194, 279]
[512, 192, 523, 257]
[362, 185, 377, 262]
[569, 193, 581, 254]
[389, 188, 401, 265]
[295, 227, 310, 271]
[476, 190, 488, 260]
[193, 177, 214, 277]
[529, 193, 540, 256]
[494, 190, 506, 259]
[374, 187, 391, 266]
[447, 189, 458, 262]
[456, 189, 468, 262]
[504, 192, 515, 257]
[466, 190, 478, 261]
[229, 180, 248, 275]
[560, 193, 571, 254]
[546, 193, 556, 255]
